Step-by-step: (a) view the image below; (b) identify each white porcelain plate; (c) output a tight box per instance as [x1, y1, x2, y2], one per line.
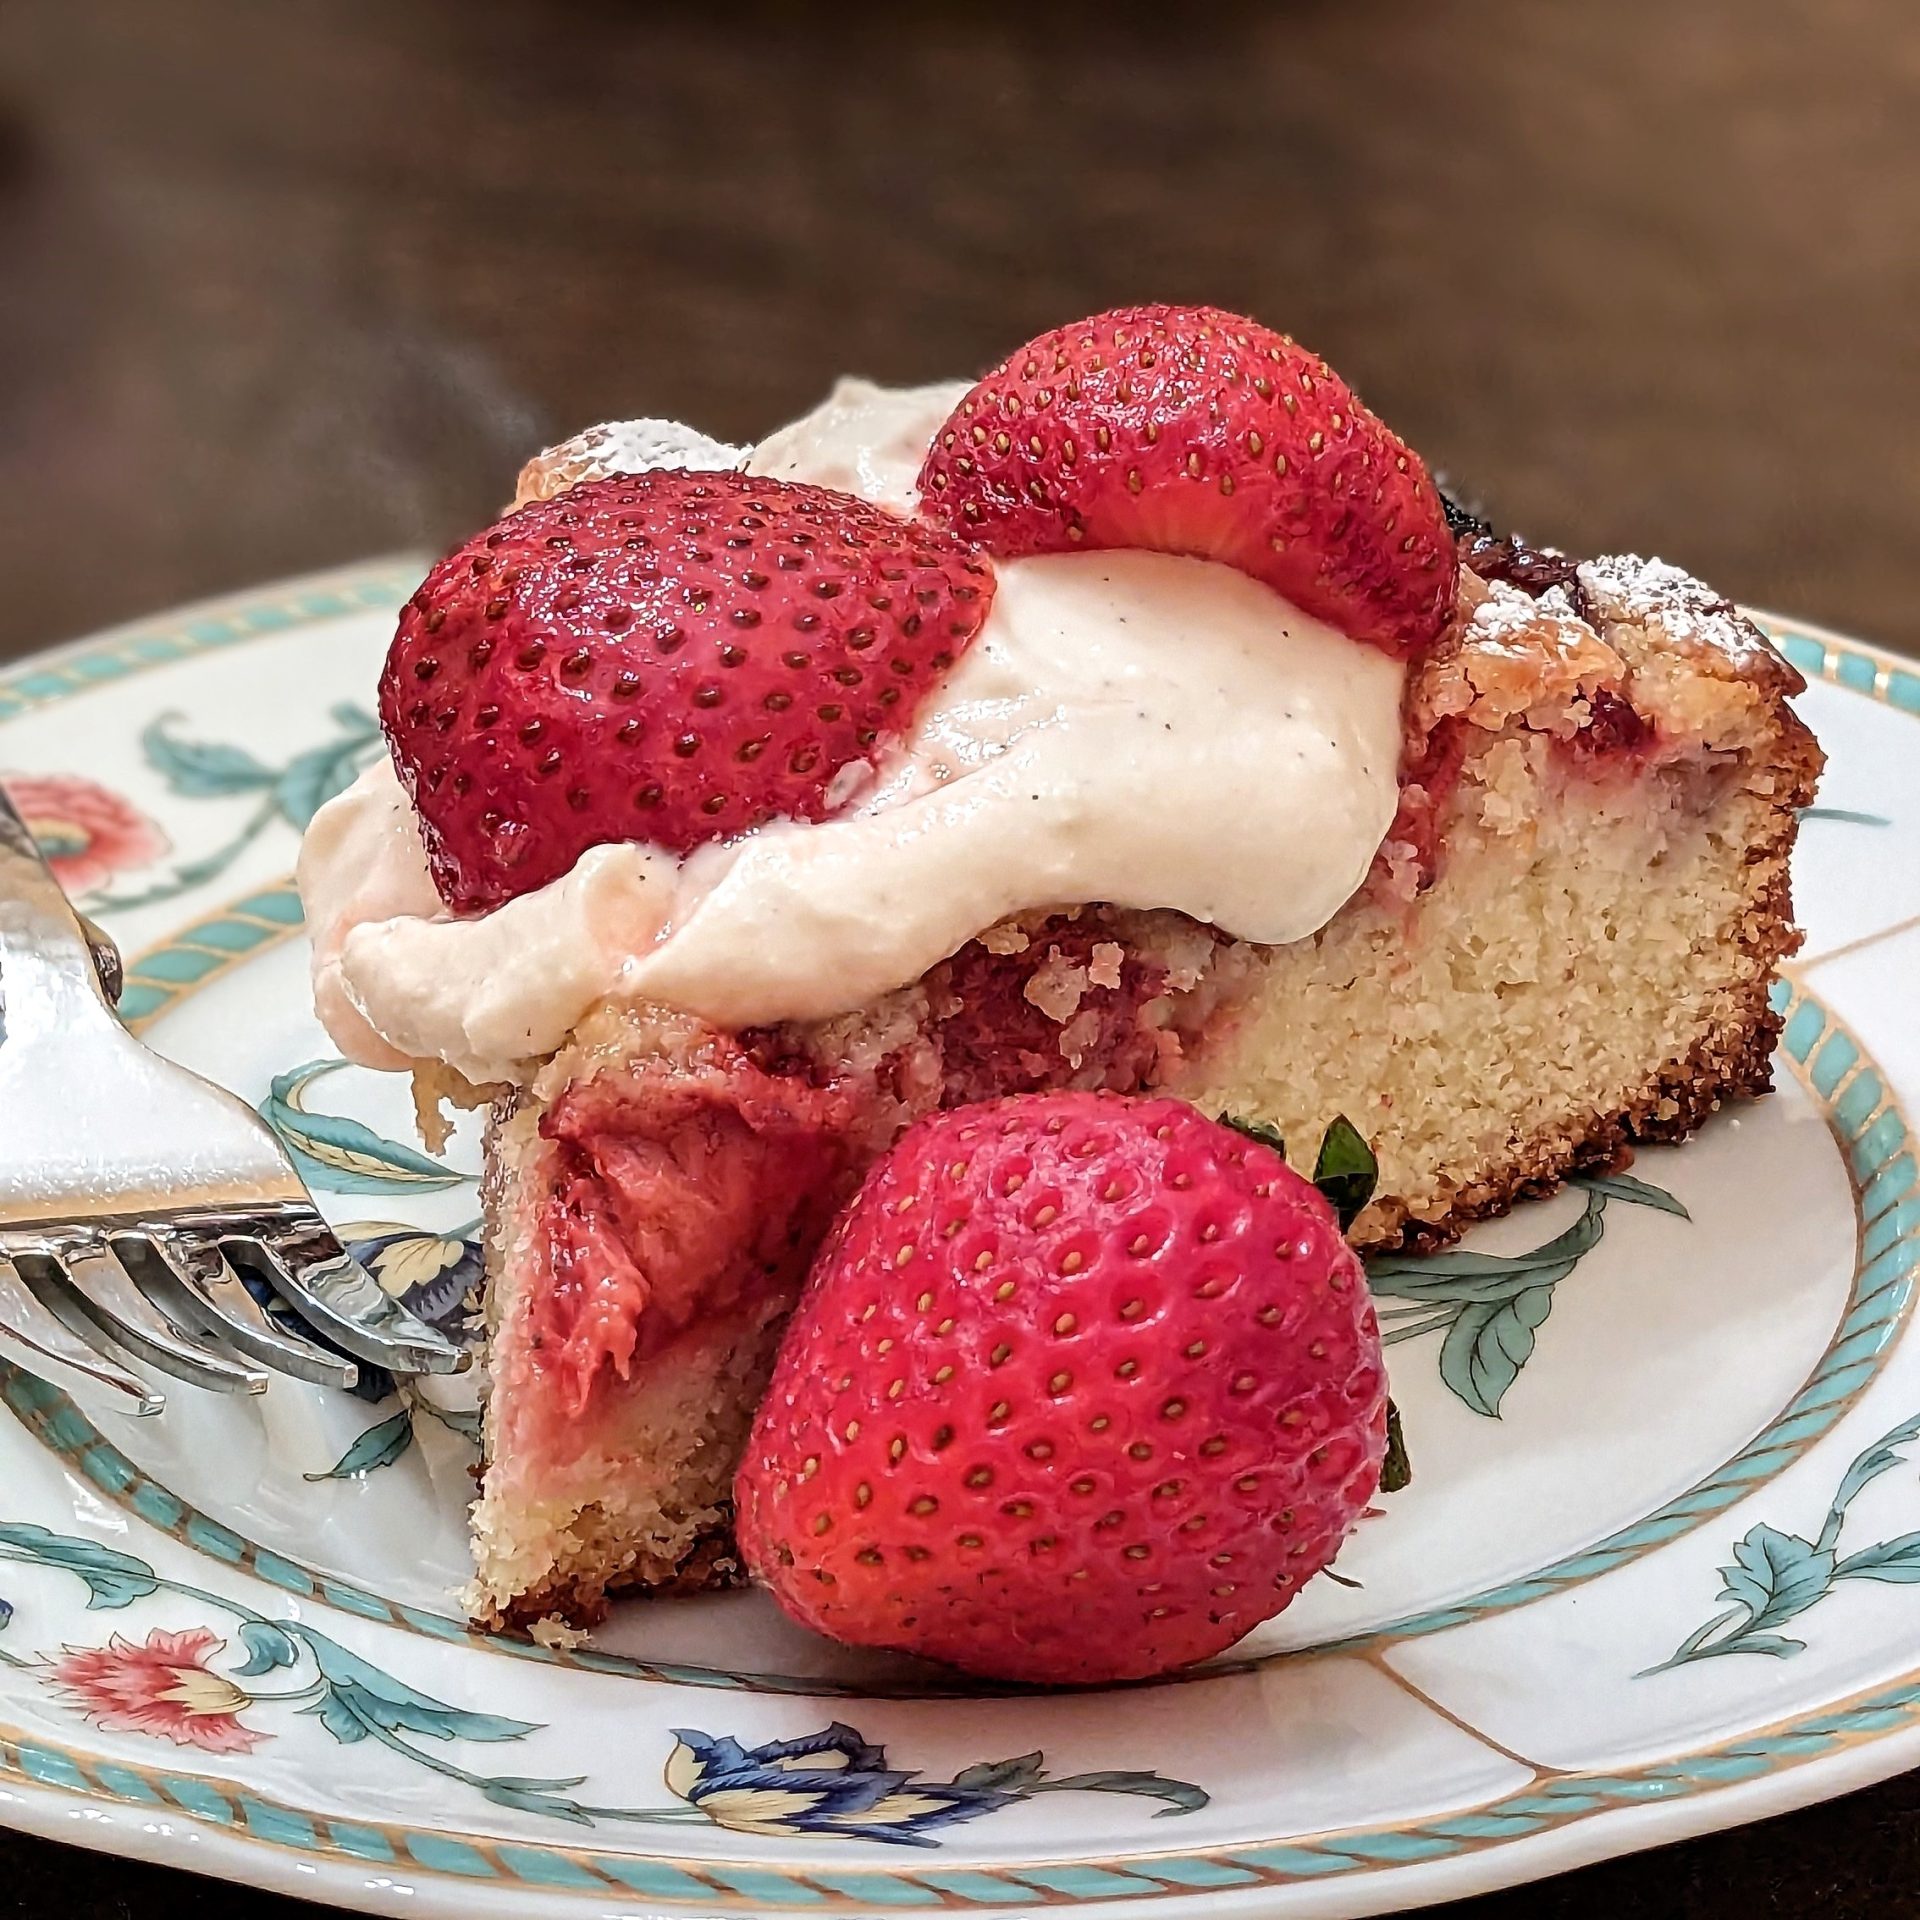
[0, 560, 1916, 1920]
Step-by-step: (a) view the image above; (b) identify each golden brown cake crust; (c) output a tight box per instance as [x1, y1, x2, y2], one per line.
[1330, 536, 1823, 1250]
[1384, 973, 1783, 1254]
[487, 1517, 744, 1633]
[1380, 669, 1818, 1253]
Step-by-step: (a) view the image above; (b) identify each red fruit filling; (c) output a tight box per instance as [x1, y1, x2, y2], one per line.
[529, 1043, 872, 1425]
[521, 914, 1229, 1423]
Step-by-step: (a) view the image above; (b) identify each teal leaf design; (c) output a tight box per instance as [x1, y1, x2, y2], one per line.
[1802, 806, 1892, 827]
[950, 1753, 1047, 1794]
[1369, 1194, 1606, 1292]
[305, 1411, 415, 1482]
[262, 1059, 466, 1194]
[1312, 1115, 1378, 1230]
[1219, 1114, 1286, 1158]
[1438, 1286, 1555, 1417]
[94, 705, 388, 913]
[1833, 1533, 1920, 1583]
[1572, 1172, 1690, 1219]
[313, 1691, 369, 1745]
[428, 1404, 484, 1445]
[1826, 1411, 1920, 1519]
[273, 705, 382, 828]
[1366, 1186, 1648, 1416]
[1720, 1524, 1835, 1629]
[1716, 1632, 1806, 1659]
[481, 1778, 595, 1824]
[1651, 1412, 1920, 1672]
[0, 1524, 157, 1609]
[297, 1628, 539, 1744]
[1034, 1770, 1211, 1816]
[234, 1620, 303, 1676]
[141, 715, 275, 797]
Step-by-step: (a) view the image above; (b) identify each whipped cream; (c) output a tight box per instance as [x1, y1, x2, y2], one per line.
[746, 378, 969, 515]
[302, 382, 1407, 1085]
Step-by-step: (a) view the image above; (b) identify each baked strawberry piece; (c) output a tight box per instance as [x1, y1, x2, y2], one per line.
[381, 471, 995, 913]
[917, 303, 1455, 657]
[737, 1092, 1387, 1685]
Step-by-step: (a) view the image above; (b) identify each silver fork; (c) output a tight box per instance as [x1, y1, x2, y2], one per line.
[0, 785, 467, 1416]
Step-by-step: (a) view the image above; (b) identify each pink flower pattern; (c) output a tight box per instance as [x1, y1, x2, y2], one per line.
[1, 771, 169, 896]
[49, 1627, 265, 1755]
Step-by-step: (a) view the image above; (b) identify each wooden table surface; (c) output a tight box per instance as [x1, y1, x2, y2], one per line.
[2, 1, 1918, 1913]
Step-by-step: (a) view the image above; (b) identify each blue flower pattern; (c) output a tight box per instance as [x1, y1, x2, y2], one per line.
[663, 1723, 1206, 1845]
[664, 1724, 1018, 1847]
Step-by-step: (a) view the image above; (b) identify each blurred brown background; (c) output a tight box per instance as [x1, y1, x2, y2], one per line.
[3, 2, 1920, 1917]
[3, 0, 1918, 669]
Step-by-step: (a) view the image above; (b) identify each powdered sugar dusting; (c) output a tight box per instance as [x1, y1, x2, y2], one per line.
[1577, 554, 1787, 679]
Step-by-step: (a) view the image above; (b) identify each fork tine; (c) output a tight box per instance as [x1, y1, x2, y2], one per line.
[129, 1231, 360, 1392]
[39, 1244, 269, 1395]
[227, 1215, 469, 1377]
[0, 1253, 164, 1416]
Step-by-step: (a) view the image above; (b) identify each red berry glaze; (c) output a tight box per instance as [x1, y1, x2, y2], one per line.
[917, 304, 1455, 658]
[736, 1091, 1387, 1685]
[380, 472, 995, 914]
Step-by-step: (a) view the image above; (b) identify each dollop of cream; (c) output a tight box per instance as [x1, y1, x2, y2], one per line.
[301, 383, 1407, 1084]
[746, 378, 969, 515]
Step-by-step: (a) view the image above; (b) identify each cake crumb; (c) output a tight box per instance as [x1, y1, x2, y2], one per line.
[1024, 949, 1091, 1023]
[411, 1068, 457, 1155]
[1088, 942, 1126, 990]
[977, 923, 1032, 956]
[529, 1614, 592, 1652]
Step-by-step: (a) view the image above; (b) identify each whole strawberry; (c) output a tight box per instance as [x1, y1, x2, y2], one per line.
[917, 304, 1454, 658]
[381, 472, 995, 913]
[735, 1092, 1386, 1685]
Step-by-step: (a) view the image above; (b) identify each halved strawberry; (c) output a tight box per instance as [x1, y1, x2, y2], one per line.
[917, 304, 1454, 657]
[380, 472, 995, 913]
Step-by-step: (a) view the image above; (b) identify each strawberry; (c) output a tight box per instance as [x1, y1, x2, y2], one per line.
[917, 304, 1454, 658]
[735, 1091, 1387, 1685]
[380, 472, 995, 913]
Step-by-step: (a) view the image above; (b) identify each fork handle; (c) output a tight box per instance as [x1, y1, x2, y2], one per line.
[0, 784, 120, 1036]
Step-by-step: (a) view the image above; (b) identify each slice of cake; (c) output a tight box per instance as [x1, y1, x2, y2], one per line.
[300, 305, 1817, 1632]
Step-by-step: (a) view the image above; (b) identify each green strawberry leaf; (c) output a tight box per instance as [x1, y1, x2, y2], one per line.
[1312, 1115, 1378, 1230]
[1380, 1400, 1412, 1493]
[1219, 1114, 1286, 1158]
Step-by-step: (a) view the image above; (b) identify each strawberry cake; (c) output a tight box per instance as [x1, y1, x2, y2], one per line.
[299, 306, 1820, 1635]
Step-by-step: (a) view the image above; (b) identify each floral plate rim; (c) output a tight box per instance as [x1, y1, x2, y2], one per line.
[0, 564, 1917, 1920]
